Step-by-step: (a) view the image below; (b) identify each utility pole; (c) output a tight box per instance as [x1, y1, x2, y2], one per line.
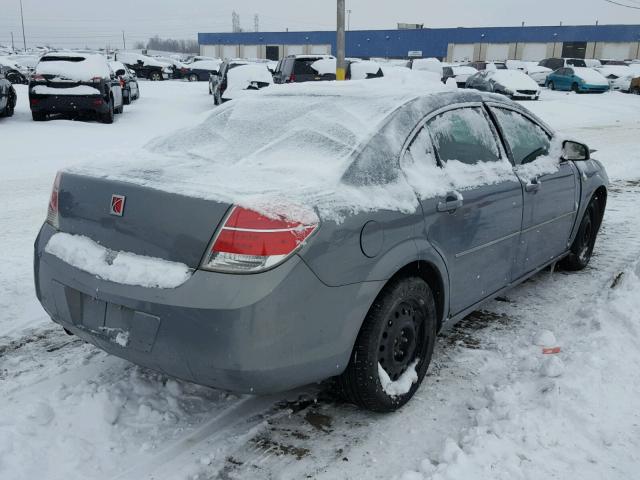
[19, 0, 27, 51]
[11, 32, 15, 51]
[254, 14, 259, 33]
[122, 31, 126, 49]
[347, 9, 352, 31]
[336, 0, 346, 80]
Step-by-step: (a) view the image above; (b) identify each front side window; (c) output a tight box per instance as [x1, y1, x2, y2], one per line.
[427, 108, 500, 165]
[491, 108, 550, 165]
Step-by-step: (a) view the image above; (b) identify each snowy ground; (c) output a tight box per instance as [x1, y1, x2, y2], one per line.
[1, 83, 640, 480]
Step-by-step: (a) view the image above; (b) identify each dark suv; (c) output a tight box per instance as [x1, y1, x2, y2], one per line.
[29, 52, 124, 123]
[0, 67, 17, 117]
[273, 55, 336, 84]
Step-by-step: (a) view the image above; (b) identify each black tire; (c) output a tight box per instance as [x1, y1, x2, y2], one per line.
[632, 87, 640, 95]
[1, 92, 15, 117]
[32, 111, 47, 121]
[100, 97, 114, 124]
[123, 89, 131, 105]
[561, 198, 602, 271]
[214, 90, 221, 105]
[336, 277, 437, 412]
[571, 82, 580, 93]
[149, 71, 162, 81]
[189, 73, 199, 82]
[6, 72, 23, 84]
[547, 81, 555, 90]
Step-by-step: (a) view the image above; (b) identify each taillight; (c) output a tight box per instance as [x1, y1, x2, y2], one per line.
[32, 74, 46, 83]
[287, 74, 296, 83]
[119, 78, 126, 88]
[46, 172, 61, 229]
[201, 206, 319, 273]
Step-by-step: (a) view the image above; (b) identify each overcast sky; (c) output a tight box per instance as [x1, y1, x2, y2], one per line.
[1, 0, 639, 49]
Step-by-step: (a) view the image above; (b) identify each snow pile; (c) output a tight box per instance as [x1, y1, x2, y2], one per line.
[378, 360, 419, 397]
[311, 58, 337, 76]
[45, 232, 191, 289]
[399, 260, 640, 480]
[349, 61, 383, 80]
[572, 67, 609, 86]
[32, 85, 101, 96]
[411, 58, 442, 75]
[227, 64, 273, 89]
[35, 53, 111, 81]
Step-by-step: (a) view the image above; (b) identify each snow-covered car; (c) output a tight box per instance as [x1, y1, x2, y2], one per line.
[154, 56, 194, 80]
[221, 64, 273, 101]
[595, 65, 635, 92]
[188, 59, 223, 82]
[0, 66, 17, 117]
[273, 54, 336, 84]
[546, 67, 610, 93]
[34, 80, 608, 412]
[466, 69, 541, 100]
[109, 61, 139, 104]
[442, 65, 478, 87]
[114, 52, 172, 81]
[411, 58, 443, 75]
[30, 52, 124, 123]
[539, 58, 587, 70]
[210, 59, 250, 104]
[466, 61, 508, 71]
[0, 57, 29, 84]
[347, 60, 384, 80]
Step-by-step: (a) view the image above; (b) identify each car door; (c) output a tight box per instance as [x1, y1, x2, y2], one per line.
[408, 105, 523, 316]
[488, 105, 579, 278]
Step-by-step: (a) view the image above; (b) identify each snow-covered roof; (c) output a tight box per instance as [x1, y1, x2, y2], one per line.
[487, 70, 540, 90]
[36, 53, 111, 81]
[190, 59, 222, 71]
[571, 67, 609, 85]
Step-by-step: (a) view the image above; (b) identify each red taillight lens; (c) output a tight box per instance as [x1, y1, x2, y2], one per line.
[201, 206, 318, 273]
[287, 74, 296, 83]
[46, 172, 61, 229]
[32, 74, 46, 83]
[119, 78, 126, 88]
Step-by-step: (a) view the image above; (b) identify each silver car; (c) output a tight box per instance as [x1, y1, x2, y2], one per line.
[34, 88, 608, 412]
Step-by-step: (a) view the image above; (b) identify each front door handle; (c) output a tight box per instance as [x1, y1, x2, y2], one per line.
[437, 191, 464, 213]
[525, 178, 542, 192]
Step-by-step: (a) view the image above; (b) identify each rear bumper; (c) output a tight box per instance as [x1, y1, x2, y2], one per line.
[29, 93, 109, 113]
[34, 224, 381, 394]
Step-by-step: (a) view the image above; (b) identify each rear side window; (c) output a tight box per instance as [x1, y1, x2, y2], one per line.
[40, 56, 86, 63]
[491, 108, 550, 165]
[427, 108, 500, 165]
[294, 59, 320, 75]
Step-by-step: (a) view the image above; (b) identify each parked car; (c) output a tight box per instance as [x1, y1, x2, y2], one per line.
[34, 86, 608, 412]
[109, 61, 139, 104]
[29, 52, 124, 123]
[595, 65, 635, 92]
[0, 66, 17, 117]
[114, 52, 172, 81]
[273, 54, 336, 83]
[154, 56, 193, 80]
[545, 67, 610, 93]
[466, 69, 541, 99]
[466, 61, 508, 71]
[539, 58, 587, 70]
[188, 59, 222, 82]
[0, 57, 29, 84]
[220, 64, 274, 101]
[347, 60, 384, 80]
[210, 59, 250, 104]
[442, 65, 478, 87]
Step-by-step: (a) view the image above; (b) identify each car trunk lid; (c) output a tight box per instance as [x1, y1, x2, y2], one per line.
[56, 173, 231, 269]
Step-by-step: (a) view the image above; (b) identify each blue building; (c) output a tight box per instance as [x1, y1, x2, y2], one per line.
[199, 24, 640, 62]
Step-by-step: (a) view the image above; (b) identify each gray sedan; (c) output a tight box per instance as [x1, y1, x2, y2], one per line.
[34, 89, 608, 412]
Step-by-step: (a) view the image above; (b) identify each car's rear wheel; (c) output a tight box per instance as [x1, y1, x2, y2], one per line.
[189, 73, 199, 82]
[571, 82, 580, 93]
[561, 198, 601, 271]
[632, 86, 640, 95]
[337, 277, 437, 412]
[1, 92, 15, 117]
[123, 89, 131, 105]
[100, 97, 114, 124]
[149, 71, 162, 81]
[32, 111, 47, 121]
[214, 90, 221, 105]
[547, 81, 555, 90]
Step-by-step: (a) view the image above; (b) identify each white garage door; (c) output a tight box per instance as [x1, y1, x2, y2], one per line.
[309, 44, 331, 55]
[285, 45, 305, 56]
[222, 45, 238, 59]
[242, 45, 259, 59]
[200, 45, 217, 57]
[485, 43, 510, 61]
[520, 43, 547, 62]
[601, 43, 630, 60]
[452, 44, 474, 62]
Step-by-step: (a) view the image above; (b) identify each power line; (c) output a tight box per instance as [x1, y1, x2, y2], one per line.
[603, 0, 640, 9]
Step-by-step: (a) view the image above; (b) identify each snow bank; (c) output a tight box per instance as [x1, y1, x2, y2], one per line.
[32, 85, 101, 96]
[36, 53, 111, 81]
[45, 232, 191, 289]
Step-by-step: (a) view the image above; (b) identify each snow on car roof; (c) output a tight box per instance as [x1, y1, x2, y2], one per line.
[488, 69, 540, 88]
[70, 76, 461, 221]
[36, 53, 111, 81]
[571, 67, 609, 84]
[190, 59, 222, 70]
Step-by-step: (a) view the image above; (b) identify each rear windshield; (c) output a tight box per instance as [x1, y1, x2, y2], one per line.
[294, 59, 323, 75]
[567, 59, 586, 67]
[40, 56, 86, 63]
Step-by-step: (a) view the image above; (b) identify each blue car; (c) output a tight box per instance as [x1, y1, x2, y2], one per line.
[546, 67, 610, 93]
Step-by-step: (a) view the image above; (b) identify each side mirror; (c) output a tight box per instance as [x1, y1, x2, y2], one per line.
[562, 140, 590, 161]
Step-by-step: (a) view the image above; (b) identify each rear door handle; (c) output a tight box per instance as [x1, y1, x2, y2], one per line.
[437, 191, 464, 212]
[525, 178, 542, 192]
